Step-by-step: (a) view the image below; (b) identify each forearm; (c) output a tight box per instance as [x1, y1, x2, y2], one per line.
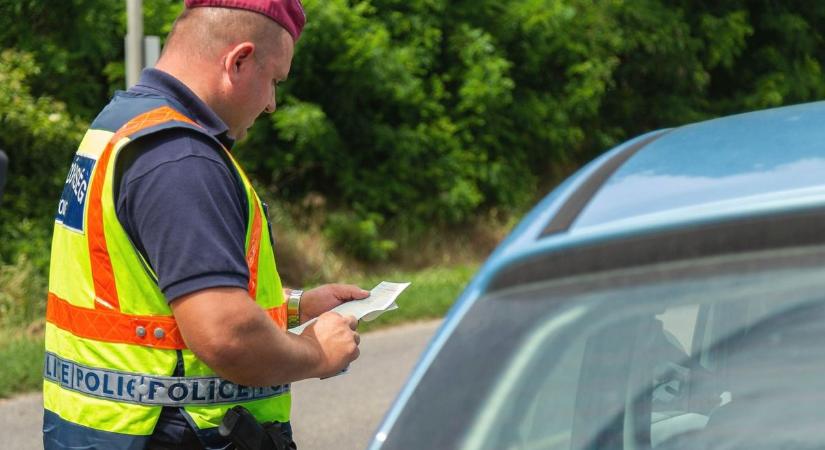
[172, 287, 328, 387]
[204, 305, 324, 386]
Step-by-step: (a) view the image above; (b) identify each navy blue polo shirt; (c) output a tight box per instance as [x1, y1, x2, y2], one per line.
[118, 68, 250, 302]
[116, 68, 251, 447]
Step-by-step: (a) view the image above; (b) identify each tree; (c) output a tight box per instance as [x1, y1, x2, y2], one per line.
[5, 0, 825, 263]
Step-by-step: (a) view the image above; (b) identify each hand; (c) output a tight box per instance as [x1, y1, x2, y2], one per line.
[301, 312, 360, 378]
[299, 283, 370, 323]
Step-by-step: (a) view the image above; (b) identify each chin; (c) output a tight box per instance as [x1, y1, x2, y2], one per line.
[233, 129, 247, 141]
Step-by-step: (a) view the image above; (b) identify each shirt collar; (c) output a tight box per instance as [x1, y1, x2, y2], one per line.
[131, 68, 235, 149]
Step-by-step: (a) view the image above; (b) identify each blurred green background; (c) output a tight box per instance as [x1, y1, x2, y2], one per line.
[3, 0, 825, 394]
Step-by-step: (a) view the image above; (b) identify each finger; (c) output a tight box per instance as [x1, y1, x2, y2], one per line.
[334, 284, 370, 300]
[353, 332, 360, 345]
[353, 285, 370, 298]
[345, 314, 358, 330]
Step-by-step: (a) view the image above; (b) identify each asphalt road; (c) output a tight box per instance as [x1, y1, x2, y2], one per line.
[0, 320, 441, 450]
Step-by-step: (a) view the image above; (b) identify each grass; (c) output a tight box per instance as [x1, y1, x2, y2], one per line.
[354, 263, 477, 332]
[0, 328, 44, 398]
[0, 263, 477, 398]
[0, 254, 48, 398]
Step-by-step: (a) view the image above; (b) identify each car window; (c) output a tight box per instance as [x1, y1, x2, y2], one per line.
[457, 249, 825, 450]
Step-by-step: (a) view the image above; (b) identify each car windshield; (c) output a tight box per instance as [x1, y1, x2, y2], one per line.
[460, 247, 825, 450]
[463, 248, 825, 450]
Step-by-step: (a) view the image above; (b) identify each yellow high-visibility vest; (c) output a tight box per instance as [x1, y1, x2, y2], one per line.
[44, 98, 289, 449]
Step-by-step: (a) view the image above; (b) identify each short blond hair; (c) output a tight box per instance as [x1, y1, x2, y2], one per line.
[164, 7, 286, 61]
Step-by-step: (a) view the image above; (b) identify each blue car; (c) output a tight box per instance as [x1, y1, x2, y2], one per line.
[369, 102, 825, 450]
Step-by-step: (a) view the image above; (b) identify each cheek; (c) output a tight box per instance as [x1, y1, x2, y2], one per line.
[249, 80, 270, 110]
[242, 85, 266, 116]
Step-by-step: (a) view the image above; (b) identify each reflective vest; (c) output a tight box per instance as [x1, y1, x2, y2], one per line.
[44, 94, 289, 450]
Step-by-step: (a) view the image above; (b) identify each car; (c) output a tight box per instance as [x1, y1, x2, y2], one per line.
[368, 101, 825, 450]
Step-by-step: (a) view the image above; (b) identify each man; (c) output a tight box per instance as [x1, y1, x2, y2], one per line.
[43, 1, 363, 449]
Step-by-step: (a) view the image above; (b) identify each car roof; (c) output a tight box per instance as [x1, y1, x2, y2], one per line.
[369, 101, 825, 449]
[575, 101, 825, 231]
[501, 101, 825, 262]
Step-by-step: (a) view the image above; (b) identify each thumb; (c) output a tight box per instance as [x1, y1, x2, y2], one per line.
[334, 284, 370, 300]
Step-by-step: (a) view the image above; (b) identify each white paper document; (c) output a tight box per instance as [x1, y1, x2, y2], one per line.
[288, 281, 410, 334]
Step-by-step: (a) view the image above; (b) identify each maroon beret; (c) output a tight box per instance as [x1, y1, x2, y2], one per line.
[184, 0, 306, 41]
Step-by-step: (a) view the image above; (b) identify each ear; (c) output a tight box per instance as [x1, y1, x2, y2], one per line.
[223, 42, 256, 81]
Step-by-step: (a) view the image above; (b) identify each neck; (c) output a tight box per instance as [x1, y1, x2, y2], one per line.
[155, 55, 224, 117]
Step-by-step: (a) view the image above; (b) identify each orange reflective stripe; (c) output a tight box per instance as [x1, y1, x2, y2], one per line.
[114, 106, 198, 140]
[87, 107, 199, 311]
[267, 303, 288, 330]
[47, 292, 186, 350]
[86, 137, 119, 311]
[243, 193, 285, 329]
[246, 195, 263, 300]
[47, 292, 289, 349]
[241, 193, 286, 328]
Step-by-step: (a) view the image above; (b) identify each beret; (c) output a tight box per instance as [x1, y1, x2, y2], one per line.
[184, 0, 306, 41]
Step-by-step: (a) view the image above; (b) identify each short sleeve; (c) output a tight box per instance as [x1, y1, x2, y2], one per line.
[115, 130, 250, 302]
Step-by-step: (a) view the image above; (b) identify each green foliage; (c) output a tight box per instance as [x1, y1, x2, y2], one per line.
[324, 212, 397, 262]
[236, 0, 825, 253]
[0, 0, 182, 272]
[6, 0, 825, 264]
[236, 0, 530, 236]
[0, 50, 84, 273]
[0, 0, 182, 119]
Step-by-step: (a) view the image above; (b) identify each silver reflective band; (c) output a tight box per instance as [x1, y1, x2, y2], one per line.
[43, 352, 289, 407]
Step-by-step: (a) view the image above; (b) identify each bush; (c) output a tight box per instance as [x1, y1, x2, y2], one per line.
[7, 0, 825, 269]
[324, 212, 398, 262]
[0, 50, 84, 273]
[236, 0, 825, 242]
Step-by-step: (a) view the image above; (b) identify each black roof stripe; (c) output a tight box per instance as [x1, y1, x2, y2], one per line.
[541, 130, 671, 237]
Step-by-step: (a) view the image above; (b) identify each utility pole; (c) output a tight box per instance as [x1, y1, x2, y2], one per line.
[125, 0, 143, 88]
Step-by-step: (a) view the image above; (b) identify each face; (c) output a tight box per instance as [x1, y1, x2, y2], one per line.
[222, 30, 294, 140]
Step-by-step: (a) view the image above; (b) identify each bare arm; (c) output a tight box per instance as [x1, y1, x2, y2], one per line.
[171, 287, 360, 386]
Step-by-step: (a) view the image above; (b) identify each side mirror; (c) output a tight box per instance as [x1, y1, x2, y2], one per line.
[0, 150, 6, 206]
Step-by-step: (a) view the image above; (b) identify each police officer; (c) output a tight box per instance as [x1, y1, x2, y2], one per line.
[43, 1, 363, 449]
